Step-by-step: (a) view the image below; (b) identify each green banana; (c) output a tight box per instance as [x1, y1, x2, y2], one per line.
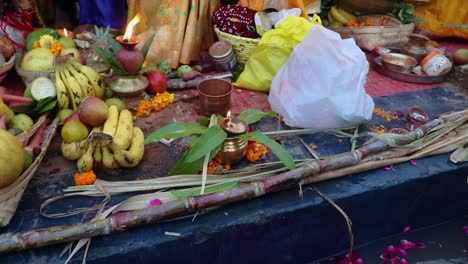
[68, 59, 105, 98]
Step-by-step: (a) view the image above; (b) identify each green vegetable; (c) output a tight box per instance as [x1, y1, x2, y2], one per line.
[26, 77, 56, 101]
[388, 3, 423, 24]
[26, 28, 58, 50]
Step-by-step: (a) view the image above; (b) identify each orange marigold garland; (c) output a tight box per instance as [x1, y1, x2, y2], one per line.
[74, 170, 97, 186]
[134, 92, 175, 117]
[246, 142, 269, 162]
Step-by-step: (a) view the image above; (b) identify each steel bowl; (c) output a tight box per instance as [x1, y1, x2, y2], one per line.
[381, 53, 418, 74]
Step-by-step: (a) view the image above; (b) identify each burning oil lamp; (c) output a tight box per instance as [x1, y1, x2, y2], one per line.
[115, 14, 143, 75]
[58, 28, 75, 38]
[109, 14, 148, 97]
[216, 111, 248, 164]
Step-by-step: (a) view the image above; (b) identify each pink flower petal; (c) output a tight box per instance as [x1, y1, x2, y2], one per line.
[463, 226, 468, 234]
[399, 240, 416, 250]
[400, 259, 408, 264]
[383, 166, 393, 171]
[395, 111, 405, 117]
[415, 241, 426, 248]
[386, 245, 407, 256]
[410, 159, 417, 166]
[403, 226, 411, 234]
[147, 198, 163, 206]
[355, 258, 365, 264]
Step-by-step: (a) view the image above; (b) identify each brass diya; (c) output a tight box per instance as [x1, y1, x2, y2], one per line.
[107, 75, 149, 97]
[215, 115, 249, 165]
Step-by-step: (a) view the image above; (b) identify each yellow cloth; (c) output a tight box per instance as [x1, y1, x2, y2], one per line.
[127, 0, 220, 69]
[413, 0, 468, 39]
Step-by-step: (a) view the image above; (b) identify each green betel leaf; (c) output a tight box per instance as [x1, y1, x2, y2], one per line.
[170, 181, 239, 200]
[91, 44, 127, 75]
[238, 131, 295, 170]
[169, 143, 221, 175]
[185, 125, 227, 163]
[141, 34, 155, 61]
[144, 123, 208, 145]
[238, 109, 278, 125]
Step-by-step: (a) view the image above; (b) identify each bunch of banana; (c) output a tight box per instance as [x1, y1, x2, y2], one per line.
[328, 6, 357, 27]
[101, 105, 145, 169]
[55, 59, 106, 111]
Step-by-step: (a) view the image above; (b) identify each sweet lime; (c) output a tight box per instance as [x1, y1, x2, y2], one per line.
[105, 98, 126, 112]
[57, 109, 74, 122]
[61, 120, 88, 144]
[9, 114, 34, 131]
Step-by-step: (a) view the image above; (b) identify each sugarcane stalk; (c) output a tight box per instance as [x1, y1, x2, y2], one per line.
[0, 110, 466, 254]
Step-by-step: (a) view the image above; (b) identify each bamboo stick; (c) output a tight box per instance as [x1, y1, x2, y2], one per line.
[0, 110, 466, 253]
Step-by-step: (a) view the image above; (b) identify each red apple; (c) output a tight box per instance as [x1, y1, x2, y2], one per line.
[146, 70, 168, 94]
[63, 112, 80, 125]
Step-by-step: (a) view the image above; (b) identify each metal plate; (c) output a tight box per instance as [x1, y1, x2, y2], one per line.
[371, 48, 453, 84]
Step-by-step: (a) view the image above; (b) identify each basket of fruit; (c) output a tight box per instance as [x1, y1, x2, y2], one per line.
[15, 27, 83, 86]
[0, 110, 58, 226]
[212, 4, 261, 64]
[0, 36, 17, 84]
[328, 6, 414, 51]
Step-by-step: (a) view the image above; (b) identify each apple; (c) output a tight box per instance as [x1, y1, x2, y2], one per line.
[146, 70, 168, 94]
[63, 111, 80, 125]
[453, 49, 468, 65]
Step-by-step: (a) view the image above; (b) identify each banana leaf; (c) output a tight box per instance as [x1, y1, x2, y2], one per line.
[185, 125, 227, 163]
[238, 131, 296, 170]
[238, 109, 278, 125]
[144, 123, 208, 145]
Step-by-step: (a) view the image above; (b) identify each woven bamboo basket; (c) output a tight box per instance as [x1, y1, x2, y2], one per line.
[330, 15, 414, 51]
[0, 117, 58, 227]
[0, 54, 16, 84]
[14, 52, 55, 86]
[214, 27, 260, 64]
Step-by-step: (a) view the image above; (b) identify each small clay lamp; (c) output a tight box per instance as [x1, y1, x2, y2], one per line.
[58, 28, 75, 38]
[220, 111, 248, 136]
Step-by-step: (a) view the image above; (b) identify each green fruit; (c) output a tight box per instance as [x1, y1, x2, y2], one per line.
[177, 65, 192, 78]
[61, 120, 88, 144]
[22, 150, 33, 172]
[9, 114, 34, 131]
[20, 48, 55, 71]
[25, 28, 58, 50]
[57, 109, 74, 122]
[27, 77, 56, 101]
[57, 37, 76, 49]
[0, 129, 24, 188]
[105, 98, 126, 112]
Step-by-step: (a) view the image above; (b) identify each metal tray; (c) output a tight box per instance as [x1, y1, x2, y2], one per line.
[371, 48, 453, 84]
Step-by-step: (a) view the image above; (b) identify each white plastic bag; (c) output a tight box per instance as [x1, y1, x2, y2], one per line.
[268, 26, 374, 129]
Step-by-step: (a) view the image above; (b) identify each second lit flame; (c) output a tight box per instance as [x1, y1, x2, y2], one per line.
[123, 14, 141, 40]
[64, 28, 68, 37]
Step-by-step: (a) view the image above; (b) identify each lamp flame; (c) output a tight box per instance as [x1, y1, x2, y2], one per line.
[63, 28, 68, 37]
[123, 14, 141, 40]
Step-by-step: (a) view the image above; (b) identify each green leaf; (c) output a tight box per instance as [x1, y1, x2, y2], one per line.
[141, 34, 155, 61]
[38, 98, 57, 114]
[169, 143, 221, 175]
[170, 181, 239, 200]
[199, 116, 210, 126]
[238, 109, 278, 125]
[10, 97, 57, 116]
[185, 125, 227, 162]
[144, 123, 208, 145]
[238, 131, 295, 170]
[108, 38, 122, 53]
[92, 44, 127, 75]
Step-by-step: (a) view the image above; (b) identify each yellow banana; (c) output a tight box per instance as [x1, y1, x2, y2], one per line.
[55, 67, 69, 110]
[338, 8, 357, 22]
[77, 143, 95, 172]
[61, 140, 88, 160]
[331, 6, 349, 24]
[102, 145, 119, 169]
[103, 105, 119, 137]
[111, 127, 145, 168]
[65, 60, 95, 97]
[59, 65, 84, 110]
[68, 59, 105, 98]
[113, 109, 133, 150]
[327, 12, 335, 23]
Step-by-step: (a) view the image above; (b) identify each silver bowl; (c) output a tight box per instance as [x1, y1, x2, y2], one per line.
[381, 53, 418, 74]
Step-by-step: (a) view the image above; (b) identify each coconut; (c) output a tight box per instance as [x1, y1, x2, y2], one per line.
[0, 129, 24, 188]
